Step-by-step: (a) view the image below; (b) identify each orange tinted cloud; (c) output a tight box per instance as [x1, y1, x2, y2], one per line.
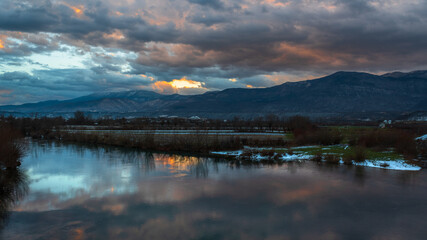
[140, 74, 155, 81]
[0, 90, 12, 103]
[63, 3, 84, 17]
[103, 30, 125, 40]
[264, 73, 323, 84]
[102, 203, 125, 215]
[0, 89, 12, 95]
[152, 77, 205, 94]
[0, 35, 6, 49]
[170, 77, 203, 89]
[275, 42, 347, 67]
[72, 228, 84, 240]
[152, 81, 177, 94]
[262, 0, 290, 7]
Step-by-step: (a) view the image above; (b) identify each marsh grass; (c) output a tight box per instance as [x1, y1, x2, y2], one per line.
[58, 131, 245, 153]
[310, 152, 323, 162]
[294, 128, 343, 146]
[292, 145, 401, 163]
[350, 129, 418, 158]
[342, 146, 366, 163]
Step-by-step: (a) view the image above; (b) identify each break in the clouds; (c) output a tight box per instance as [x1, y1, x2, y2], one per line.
[1, 0, 427, 105]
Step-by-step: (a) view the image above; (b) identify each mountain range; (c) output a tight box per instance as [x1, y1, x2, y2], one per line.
[1, 71, 427, 119]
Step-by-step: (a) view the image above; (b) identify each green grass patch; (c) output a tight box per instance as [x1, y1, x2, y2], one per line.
[277, 145, 402, 161]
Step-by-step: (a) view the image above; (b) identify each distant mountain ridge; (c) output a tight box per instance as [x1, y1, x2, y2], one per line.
[1, 71, 427, 118]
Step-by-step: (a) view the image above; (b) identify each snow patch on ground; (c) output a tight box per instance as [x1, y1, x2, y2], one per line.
[354, 160, 421, 171]
[243, 153, 311, 162]
[290, 145, 318, 149]
[211, 148, 422, 171]
[282, 154, 311, 161]
[211, 150, 310, 162]
[415, 134, 427, 141]
[211, 150, 242, 156]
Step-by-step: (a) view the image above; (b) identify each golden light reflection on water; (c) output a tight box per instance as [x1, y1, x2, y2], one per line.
[4, 142, 427, 239]
[157, 155, 200, 174]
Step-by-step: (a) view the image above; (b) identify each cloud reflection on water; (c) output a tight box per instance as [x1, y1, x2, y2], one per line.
[2, 141, 427, 240]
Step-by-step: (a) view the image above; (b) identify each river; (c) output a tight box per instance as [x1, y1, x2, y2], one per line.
[1, 140, 427, 239]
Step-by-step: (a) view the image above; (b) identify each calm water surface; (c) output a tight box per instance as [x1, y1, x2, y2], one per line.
[1, 141, 427, 240]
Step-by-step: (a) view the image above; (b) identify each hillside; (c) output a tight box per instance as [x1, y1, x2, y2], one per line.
[1, 71, 426, 118]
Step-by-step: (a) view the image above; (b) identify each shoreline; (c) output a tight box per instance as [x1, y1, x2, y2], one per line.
[211, 146, 423, 171]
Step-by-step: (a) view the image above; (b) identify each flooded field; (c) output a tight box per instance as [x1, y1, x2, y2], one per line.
[1, 140, 427, 240]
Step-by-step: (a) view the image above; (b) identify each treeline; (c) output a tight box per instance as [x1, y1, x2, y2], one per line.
[2, 113, 426, 163]
[92, 113, 317, 132]
[1, 112, 321, 134]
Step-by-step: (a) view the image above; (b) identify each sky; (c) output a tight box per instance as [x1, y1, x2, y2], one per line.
[1, 0, 427, 105]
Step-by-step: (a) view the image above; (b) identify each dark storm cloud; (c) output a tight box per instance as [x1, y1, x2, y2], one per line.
[0, 1, 146, 37]
[1, 0, 427, 104]
[0, 69, 153, 104]
[188, 0, 225, 10]
[0, 3, 59, 32]
[127, 22, 180, 43]
[187, 12, 230, 26]
[3, 0, 426, 73]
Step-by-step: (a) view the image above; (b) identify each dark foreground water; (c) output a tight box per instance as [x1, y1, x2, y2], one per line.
[1, 141, 427, 240]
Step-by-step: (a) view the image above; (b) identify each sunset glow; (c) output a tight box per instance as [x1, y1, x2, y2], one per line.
[170, 77, 203, 89]
[151, 77, 206, 94]
[262, 0, 291, 8]
[0, 0, 426, 105]
[1, 1, 426, 238]
[103, 30, 125, 40]
[70, 6, 83, 16]
[0, 36, 5, 49]
[63, 3, 84, 17]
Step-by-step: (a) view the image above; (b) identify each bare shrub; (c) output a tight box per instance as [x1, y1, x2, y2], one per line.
[285, 116, 315, 137]
[380, 163, 390, 168]
[353, 147, 367, 163]
[356, 129, 417, 158]
[310, 152, 323, 162]
[260, 150, 275, 157]
[342, 146, 366, 164]
[295, 129, 343, 146]
[342, 155, 353, 165]
[324, 154, 340, 164]
[239, 149, 254, 160]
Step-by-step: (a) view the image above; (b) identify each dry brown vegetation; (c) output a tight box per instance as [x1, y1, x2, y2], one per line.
[342, 146, 367, 163]
[294, 128, 343, 146]
[351, 129, 418, 158]
[58, 131, 246, 153]
[2, 114, 426, 163]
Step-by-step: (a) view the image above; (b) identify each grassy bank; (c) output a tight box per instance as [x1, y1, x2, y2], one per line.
[211, 125, 426, 169]
[2, 115, 425, 168]
[56, 130, 289, 153]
